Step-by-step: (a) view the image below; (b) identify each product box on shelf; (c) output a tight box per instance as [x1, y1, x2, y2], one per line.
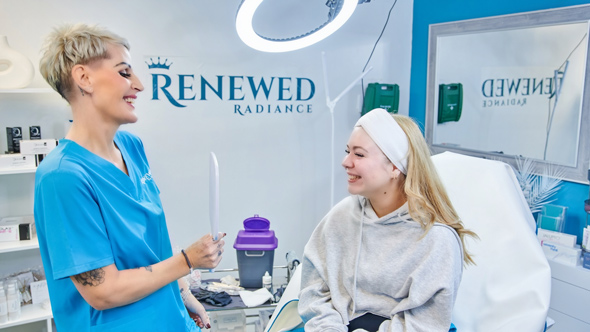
[0, 216, 35, 242]
[0, 153, 35, 171]
[6, 127, 22, 153]
[0, 223, 19, 242]
[19, 139, 57, 155]
[537, 228, 577, 247]
[541, 240, 581, 266]
[29, 126, 41, 140]
[20, 139, 58, 166]
[30, 280, 50, 305]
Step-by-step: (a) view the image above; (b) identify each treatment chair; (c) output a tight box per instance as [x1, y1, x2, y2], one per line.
[433, 152, 551, 331]
[265, 152, 551, 332]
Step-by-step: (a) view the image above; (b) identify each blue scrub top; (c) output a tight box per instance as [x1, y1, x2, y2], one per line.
[34, 131, 198, 332]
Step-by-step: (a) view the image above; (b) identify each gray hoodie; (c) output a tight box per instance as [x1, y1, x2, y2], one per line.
[299, 195, 463, 332]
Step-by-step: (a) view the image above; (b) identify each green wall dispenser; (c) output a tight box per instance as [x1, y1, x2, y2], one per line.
[438, 83, 463, 123]
[362, 83, 399, 115]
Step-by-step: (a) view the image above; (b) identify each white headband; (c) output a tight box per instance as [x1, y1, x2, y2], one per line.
[355, 108, 409, 174]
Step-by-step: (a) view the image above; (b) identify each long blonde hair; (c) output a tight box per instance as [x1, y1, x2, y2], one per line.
[393, 114, 477, 265]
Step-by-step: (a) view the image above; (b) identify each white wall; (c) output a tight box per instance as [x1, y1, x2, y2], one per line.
[0, 0, 413, 278]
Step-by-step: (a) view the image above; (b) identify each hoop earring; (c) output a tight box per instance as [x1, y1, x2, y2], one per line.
[79, 86, 85, 96]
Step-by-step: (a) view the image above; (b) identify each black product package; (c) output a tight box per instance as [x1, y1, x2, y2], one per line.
[29, 126, 41, 140]
[18, 223, 33, 240]
[6, 127, 22, 153]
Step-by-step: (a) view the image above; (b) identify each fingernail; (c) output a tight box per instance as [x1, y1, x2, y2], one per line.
[207, 323, 211, 329]
[223, 233, 227, 236]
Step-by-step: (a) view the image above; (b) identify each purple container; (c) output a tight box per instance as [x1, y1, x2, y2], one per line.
[234, 215, 278, 288]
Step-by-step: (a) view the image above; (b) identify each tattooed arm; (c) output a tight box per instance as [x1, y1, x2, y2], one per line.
[70, 233, 226, 310]
[70, 260, 185, 310]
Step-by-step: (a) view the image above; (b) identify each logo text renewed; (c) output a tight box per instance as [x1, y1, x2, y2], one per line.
[146, 58, 316, 115]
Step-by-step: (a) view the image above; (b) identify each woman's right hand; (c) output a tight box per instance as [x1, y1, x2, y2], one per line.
[185, 232, 226, 269]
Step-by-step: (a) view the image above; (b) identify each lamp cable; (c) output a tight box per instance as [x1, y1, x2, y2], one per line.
[361, 0, 399, 102]
[544, 32, 588, 160]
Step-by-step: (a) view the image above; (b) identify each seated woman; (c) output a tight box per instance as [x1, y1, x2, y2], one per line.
[298, 108, 476, 332]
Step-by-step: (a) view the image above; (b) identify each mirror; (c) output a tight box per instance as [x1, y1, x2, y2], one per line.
[425, 5, 590, 183]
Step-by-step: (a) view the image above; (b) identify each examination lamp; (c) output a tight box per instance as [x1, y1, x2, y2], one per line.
[236, 0, 369, 53]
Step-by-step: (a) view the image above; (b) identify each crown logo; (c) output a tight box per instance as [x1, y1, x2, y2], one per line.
[145, 57, 172, 70]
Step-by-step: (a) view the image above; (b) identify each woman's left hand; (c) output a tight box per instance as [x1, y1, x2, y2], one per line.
[186, 299, 211, 329]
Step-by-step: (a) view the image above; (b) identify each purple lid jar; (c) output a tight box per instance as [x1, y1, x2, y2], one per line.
[233, 214, 278, 251]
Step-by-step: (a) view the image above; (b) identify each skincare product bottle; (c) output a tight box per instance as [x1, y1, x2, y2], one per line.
[0, 284, 7, 324]
[262, 271, 272, 294]
[6, 282, 20, 321]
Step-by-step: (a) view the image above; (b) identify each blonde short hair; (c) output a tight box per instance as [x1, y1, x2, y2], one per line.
[39, 23, 130, 101]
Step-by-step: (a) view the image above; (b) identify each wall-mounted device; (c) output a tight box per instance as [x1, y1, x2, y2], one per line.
[438, 83, 463, 123]
[362, 83, 399, 115]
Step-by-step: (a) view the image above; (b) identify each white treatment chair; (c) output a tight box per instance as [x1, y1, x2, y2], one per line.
[264, 264, 304, 332]
[433, 152, 551, 331]
[265, 151, 551, 332]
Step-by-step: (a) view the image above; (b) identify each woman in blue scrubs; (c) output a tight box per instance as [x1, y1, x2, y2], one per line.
[34, 23, 224, 331]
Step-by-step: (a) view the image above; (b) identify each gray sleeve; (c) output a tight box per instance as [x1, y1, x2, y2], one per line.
[298, 258, 347, 332]
[298, 217, 348, 332]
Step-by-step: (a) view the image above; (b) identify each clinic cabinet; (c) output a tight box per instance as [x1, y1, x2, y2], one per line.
[0, 188, 54, 332]
[0, 89, 54, 332]
[547, 259, 590, 331]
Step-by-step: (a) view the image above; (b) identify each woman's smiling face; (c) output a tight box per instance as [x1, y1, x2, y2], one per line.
[342, 127, 395, 200]
[86, 43, 144, 125]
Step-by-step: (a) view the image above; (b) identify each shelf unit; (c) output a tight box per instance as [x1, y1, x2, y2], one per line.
[0, 169, 53, 332]
[0, 235, 39, 254]
[1, 88, 54, 331]
[0, 303, 52, 331]
[0, 88, 53, 94]
[0, 168, 36, 176]
[547, 258, 590, 332]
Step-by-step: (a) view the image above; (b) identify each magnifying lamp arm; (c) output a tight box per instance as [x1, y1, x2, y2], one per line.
[331, 67, 373, 106]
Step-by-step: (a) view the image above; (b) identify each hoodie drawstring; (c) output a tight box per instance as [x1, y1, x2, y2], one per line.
[351, 201, 365, 318]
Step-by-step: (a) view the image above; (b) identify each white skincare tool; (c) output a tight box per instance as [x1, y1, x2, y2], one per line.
[209, 152, 219, 272]
[209, 152, 219, 239]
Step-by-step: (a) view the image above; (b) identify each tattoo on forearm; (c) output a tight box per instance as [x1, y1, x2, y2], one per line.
[74, 268, 105, 287]
[180, 287, 190, 302]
